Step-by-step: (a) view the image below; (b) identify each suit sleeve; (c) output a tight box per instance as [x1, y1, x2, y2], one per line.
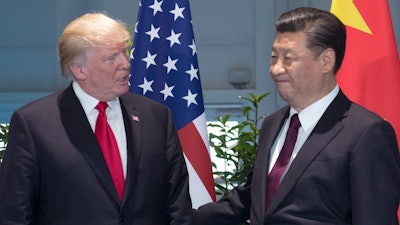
[0, 111, 39, 225]
[193, 173, 252, 225]
[350, 120, 400, 225]
[164, 109, 194, 225]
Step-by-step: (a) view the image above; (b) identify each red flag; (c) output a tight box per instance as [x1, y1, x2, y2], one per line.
[129, 0, 216, 207]
[330, 0, 400, 143]
[331, 0, 400, 221]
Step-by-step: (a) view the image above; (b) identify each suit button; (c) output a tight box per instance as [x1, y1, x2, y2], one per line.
[120, 216, 127, 223]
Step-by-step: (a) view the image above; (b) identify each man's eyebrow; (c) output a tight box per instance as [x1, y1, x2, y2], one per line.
[271, 47, 293, 54]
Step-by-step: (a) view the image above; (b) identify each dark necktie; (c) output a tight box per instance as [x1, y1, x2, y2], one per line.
[265, 114, 301, 209]
[95, 101, 125, 201]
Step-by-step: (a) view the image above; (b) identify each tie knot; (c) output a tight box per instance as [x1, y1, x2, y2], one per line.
[95, 101, 108, 113]
[289, 114, 301, 130]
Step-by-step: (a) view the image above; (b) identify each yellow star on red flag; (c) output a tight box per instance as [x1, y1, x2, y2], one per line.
[331, 0, 372, 34]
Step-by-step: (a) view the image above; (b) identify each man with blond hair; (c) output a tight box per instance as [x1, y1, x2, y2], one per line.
[0, 12, 193, 225]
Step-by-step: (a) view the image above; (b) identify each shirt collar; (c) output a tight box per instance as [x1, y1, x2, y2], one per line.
[72, 81, 120, 114]
[290, 85, 339, 134]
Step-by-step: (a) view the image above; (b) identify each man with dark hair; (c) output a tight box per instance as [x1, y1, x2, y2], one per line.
[194, 7, 400, 225]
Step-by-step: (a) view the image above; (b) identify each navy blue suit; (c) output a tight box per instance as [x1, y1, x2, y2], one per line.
[195, 90, 400, 225]
[0, 84, 193, 225]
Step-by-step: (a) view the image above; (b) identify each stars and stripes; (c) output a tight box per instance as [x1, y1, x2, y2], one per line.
[129, 0, 216, 207]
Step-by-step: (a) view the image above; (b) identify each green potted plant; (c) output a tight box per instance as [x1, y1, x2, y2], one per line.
[208, 92, 270, 197]
[0, 124, 9, 163]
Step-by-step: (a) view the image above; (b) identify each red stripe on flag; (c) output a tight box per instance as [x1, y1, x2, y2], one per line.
[178, 122, 216, 201]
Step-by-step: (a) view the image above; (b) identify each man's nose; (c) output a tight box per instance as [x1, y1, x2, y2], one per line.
[270, 60, 285, 75]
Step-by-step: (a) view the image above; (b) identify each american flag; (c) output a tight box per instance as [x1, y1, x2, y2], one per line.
[129, 0, 216, 207]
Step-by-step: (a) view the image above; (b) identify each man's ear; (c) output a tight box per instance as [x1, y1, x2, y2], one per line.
[320, 48, 335, 74]
[69, 63, 86, 81]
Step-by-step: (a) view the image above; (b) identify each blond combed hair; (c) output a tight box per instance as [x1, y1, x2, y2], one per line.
[57, 12, 131, 78]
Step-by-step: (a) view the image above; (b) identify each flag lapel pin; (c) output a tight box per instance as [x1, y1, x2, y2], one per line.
[132, 115, 140, 122]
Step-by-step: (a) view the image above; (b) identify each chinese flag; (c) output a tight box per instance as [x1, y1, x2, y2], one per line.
[331, 0, 400, 221]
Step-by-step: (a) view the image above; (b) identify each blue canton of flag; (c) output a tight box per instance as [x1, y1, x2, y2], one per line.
[129, 0, 203, 130]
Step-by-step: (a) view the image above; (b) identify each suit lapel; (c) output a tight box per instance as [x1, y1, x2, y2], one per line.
[119, 95, 142, 205]
[252, 106, 289, 222]
[59, 85, 120, 204]
[265, 91, 351, 217]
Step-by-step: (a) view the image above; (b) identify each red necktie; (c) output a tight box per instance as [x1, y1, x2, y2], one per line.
[95, 101, 124, 201]
[266, 114, 301, 209]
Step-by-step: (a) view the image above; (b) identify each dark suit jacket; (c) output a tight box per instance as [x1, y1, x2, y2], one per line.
[195, 90, 400, 225]
[0, 84, 193, 225]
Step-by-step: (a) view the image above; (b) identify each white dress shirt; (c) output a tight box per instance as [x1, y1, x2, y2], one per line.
[268, 85, 339, 178]
[72, 82, 127, 178]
